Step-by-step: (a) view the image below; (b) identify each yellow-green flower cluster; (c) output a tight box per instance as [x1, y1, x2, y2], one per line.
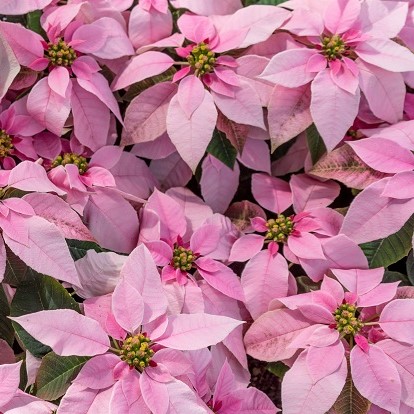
[187, 42, 216, 76]
[120, 334, 154, 370]
[172, 245, 195, 271]
[265, 215, 294, 243]
[46, 38, 77, 66]
[0, 129, 13, 158]
[333, 303, 364, 335]
[51, 153, 88, 174]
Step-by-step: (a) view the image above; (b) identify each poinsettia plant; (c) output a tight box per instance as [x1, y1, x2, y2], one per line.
[1, 0, 414, 413]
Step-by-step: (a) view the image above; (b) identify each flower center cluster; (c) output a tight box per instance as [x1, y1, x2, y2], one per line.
[119, 334, 154, 370]
[265, 215, 294, 243]
[187, 42, 216, 76]
[321, 34, 346, 60]
[51, 153, 88, 174]
[332, 303, 364, 335]
[0, 129, 13, 158]
[46, 38, 77, 67]
[172, 245, 195, 271]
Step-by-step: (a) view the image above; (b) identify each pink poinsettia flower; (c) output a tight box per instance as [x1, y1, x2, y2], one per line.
[0, 10, 132, 144]
[10, 245, 243, 413]
[231, 173, 342, 263]
[116, 7, 289, 171]
[0, 99, 44, 169]
[245, 268, 412, 413]
[140, 189, 244, 301]
[260, 0, 414, 150]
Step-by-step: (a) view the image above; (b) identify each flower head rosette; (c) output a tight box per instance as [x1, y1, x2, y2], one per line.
[260, 0, 414, 150]
[9, 245, 243, 413]
[139, 189, 244, 302]
[230, 173, 342, 264]
[0, 7, 132, 147]
[245, 267, 414, 413]
[116, 6, 290, 171]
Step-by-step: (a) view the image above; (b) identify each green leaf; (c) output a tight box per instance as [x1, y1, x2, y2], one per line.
[382, 271, 410, 286]
[306, 124, 326, 164]
[66, 239, 105, 261]
[360, 214, 414, 268]
[406, 250, 414, 286]
[10, 274, 80, 357]
[26, 11, 46, 37]
[0, 285, 14, 346]
[4, 246, 37, 286]
[267, 361, 289, 379]
[35, 352, 90, 401]
[207, 129, 237, 169]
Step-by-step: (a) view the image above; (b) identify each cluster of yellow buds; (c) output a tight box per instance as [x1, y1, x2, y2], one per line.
[0, 129, 13, 158]
[46, 38, 77, 66]
[119, 334, 154, 370]
[321, 34, 346, 60]
[265, 214, 294, 243]
[172, 245, 195, 271]
[187, 42, 216, 76]
[51, 153, 89, 174]
[333, 303, 364, 335]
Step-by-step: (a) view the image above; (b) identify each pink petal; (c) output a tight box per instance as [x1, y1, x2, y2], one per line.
[177, 75, 205, 119]
[48, 66, 70, 98]
[357, 60, 405, 124]
[7, 161, 65, 195]
[9, 309, 110, 357]
[75, 354, 119, 390]
[171, 0, 242, 16]
[0, 33, 20, 101]
[0, 361, 22, 407]
[324, 0, 361, 34]
[190, 223, 221, 256]
[166, 90, 218, 172]
[251, 173, 292, 214]
[356, 39, 414, 72]
[310, 69, 360, 151]
[83, 190, 139, 254]
[282, 350, 347, 414]
[331, 268, 384, 296]
[211, 80, 265, 129]
[358, 282, 399, 308]
[350, 344, 401, 412]
[119, 244, 168, 325]
[340, 178, 414, 244]
[129, 6, 172, 49]
[196, 257, 245, 301]
[200, 155, 240, 214]
[241, 249, 289, 319]
[290, 174, 340, 213]
[306, 341, 345, 383]
[112, 51, 174, 91]
[348, 137, 414, 174]
[245, 308, 313, 361]
[27, 77, 71, 136]
[267, 84, 312, 152]
[260, 48, 317, 87]
[122, 82, 177, 146]
[155, 313, 243, 350]
[0, 0, 53, 14]
[229, 234, 264, 262]
[4, 216, 79, 286]
[379, 299, 414, 345]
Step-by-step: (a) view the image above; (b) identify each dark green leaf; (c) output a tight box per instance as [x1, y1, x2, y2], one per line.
[4, 246, 37, 286]
[35, 352, 89, 401]
[207, 129, 237, 169]
[296, 276, 320, 293]
[26, 11, 46, 37]
[306, 124, 326, 164]
[267, 361, 289, 379]
[406, 250, 414, 285]
[10, 274, 80, 357]
[360, 215, 414, 268]
[383, 271, 410, 286]
[66, 239, 105, 261]
[0, 285, 14, 346]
